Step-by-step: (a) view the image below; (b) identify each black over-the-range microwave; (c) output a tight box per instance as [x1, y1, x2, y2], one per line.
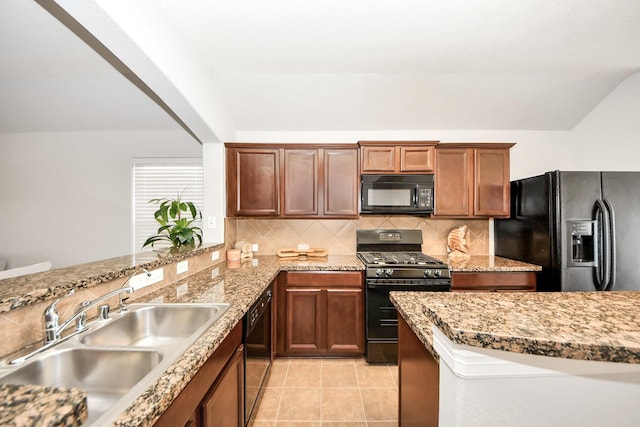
[360, 174, 434, 214]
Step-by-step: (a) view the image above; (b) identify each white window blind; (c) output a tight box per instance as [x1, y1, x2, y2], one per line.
[133, 162, 203, 253]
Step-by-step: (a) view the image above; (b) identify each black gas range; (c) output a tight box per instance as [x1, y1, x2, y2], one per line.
[356, 229, 451, 363]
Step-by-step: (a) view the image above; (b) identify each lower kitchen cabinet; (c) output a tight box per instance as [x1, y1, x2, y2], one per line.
[276, 271, 364, 357]
[154, 322, 244, 427]
[202, 346, 244, 427]
[451, 271, 537, 292]
[398, 315, 439, 427]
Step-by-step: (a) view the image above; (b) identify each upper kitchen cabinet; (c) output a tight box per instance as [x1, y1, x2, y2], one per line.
[434, 143, 514, 218]
[283, 148, 319, 216]
[322, 148, 359, 216]
[226, 146, 280, 217]
[359, 141, 438, 174]
[226, 144, 359, 218]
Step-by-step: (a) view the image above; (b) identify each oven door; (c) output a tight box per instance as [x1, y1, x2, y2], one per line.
[366, 285, 400, 340]
[365, 280, 449, 363]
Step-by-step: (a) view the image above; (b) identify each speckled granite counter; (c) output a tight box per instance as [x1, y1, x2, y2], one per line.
[0, 384, 87, 426]
[1, 255, 363, 427]
[391, 291, 640, 365]
[0, 244, 223, 313]
[433, 255, 541, 272]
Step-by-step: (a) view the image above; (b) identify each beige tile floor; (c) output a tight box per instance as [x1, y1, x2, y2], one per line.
[249, 358, 398, 427]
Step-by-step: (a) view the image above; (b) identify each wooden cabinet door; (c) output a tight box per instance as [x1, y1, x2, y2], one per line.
[202, 346, 244, 427]
[398, 316, 439, 427]
[323, 148, 359, 217]
[361, 145, 396, 172]
[326, 288, 364, 354]
[227, 148, 280, 216]
[434, 148, 474, 216]
[283, 149, 318, 216]
[284, 287, 324, 354]
[474, 148, 510, 217]
[400, 145, 435, 172]
[276, 271, 364, 357]
[451, 272, 536, 292]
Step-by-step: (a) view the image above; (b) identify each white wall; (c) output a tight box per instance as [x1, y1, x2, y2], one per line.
[235, 69, 640, 176]
[571, 71, 640, 170]
[0, 130, 202, 269]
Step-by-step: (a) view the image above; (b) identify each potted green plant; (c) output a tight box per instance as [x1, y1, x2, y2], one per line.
[142, 194, 203, 253]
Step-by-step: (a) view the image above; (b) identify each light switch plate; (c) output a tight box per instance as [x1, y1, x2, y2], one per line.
[207, 216, 216, 229]
[298, 243, 309, 250]
[251, 244, 259, 252]
[211, 251, 220, 261]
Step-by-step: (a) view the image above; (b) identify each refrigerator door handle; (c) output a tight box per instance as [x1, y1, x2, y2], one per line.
[594, 200, 611, 291]
[603, 199, 616, 291]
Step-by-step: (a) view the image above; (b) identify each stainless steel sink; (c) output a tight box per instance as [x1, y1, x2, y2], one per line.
[0, 348, 162, 425]
[0, 302, 231, 426]
[81, 304, 230, 347]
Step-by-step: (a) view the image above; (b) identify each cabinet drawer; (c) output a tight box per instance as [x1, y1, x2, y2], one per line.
[451, 272, 536, 292]
[285, 271, 363, 288]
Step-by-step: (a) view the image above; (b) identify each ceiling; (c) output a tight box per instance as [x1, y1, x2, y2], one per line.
[2, 0, 639, 134]
[0, 0, 181, 133]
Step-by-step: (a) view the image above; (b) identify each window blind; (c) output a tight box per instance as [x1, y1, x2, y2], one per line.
[132, 162, 203, 253]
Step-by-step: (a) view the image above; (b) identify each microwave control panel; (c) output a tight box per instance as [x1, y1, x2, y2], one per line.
[418, 188, 433, 208]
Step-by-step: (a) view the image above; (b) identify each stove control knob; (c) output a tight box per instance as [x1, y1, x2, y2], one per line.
[375, 269, 384, 277]
[434, 270, 442, 277]
[384, 269, 394, 277]
[424, 269, 433, 278]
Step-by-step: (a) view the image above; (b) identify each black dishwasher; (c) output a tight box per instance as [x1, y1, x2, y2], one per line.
[243, 284, 272, 425]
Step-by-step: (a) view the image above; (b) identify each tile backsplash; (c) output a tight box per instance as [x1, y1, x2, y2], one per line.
[226, 216, 489, 256]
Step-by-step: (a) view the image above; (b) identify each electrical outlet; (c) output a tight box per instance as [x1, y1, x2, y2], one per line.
[252, 258, 259, 266]
[298, 243, 309, 250]
[211, 251, 220, 261]
[129, 268, 163, 291]
[211, 267, 219, 278]
[251, 243, 259, 252]
[177, 260, 189, 274]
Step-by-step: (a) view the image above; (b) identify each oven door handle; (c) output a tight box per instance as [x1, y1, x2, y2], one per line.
[367, 282, 399, 289]
[367, 281, 451, 289]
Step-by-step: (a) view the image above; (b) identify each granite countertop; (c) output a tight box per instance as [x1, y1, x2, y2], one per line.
[434, 255, 541, 272]
[0, 384, 87, 427]
[1, 255, 363, 427]
[391, 290, 640, 365]
[0, 244, 224, 313]
[0, 250, 539, 315]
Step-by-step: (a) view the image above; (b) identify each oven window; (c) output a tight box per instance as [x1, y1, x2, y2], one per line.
[367, 188, 412, 206]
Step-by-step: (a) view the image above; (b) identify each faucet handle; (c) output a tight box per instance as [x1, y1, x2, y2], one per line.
[74, 300, 91, 331]
[43, 289, 75, 343]
[98, 304, 111, 321]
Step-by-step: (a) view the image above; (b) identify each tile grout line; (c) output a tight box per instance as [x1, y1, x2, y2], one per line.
[273, 359, 289, 423]
[354, 359, 369, 426]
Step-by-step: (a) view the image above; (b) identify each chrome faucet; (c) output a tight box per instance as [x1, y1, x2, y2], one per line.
[43, 268, 151, 344]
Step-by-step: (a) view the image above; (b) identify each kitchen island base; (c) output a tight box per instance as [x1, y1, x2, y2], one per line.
[433, 328, 640, 427]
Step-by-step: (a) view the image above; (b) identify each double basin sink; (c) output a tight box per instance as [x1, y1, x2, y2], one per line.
[0, 303, 230, 426]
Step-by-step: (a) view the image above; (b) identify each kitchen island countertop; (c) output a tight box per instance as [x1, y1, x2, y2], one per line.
[391, 290, 640, 364]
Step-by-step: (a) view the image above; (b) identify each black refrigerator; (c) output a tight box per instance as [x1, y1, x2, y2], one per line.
[495, 170, 640, 292]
